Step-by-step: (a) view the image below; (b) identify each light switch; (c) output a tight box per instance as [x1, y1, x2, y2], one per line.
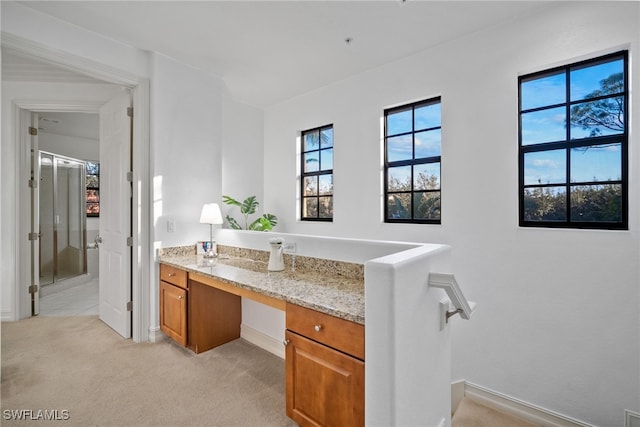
[167, 220, 175, 233]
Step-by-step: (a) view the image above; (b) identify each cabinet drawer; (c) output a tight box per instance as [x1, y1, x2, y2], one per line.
[286, 303, 364, 360]
[160, 263, 187, 289]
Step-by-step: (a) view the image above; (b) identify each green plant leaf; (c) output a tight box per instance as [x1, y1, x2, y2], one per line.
[249, 216, 265, 231]
[248, 220, 261, 231]
[225, 215, 242, 230]
[263, 213, 278, 228]
[240, 196, 259, 215]
[223, 195, 276, 232]
[222, 195, 241, 207]
[258, 217, 273, 231]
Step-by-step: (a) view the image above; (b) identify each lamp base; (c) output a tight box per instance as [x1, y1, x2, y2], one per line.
[203, 250, 217, 258]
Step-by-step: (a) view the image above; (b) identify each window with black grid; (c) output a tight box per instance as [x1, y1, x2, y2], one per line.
[301, 125, 333, 221]
[384, 98, 442, 224]
[518, 51, 628, 229]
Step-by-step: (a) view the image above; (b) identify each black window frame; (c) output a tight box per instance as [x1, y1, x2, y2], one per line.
[300, 124, 334, 221]
[518, 51, 628, 230]
[384, 97, 442, 224]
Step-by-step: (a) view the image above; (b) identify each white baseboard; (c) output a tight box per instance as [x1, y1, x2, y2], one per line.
[1, 310, 15, 321]
[148, 326, 164, 343]
[241, 324, 285, 359]
[460, 381, 595, 427]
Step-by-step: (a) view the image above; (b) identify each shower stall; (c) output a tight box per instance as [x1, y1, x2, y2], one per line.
[39, 152, 87, 286]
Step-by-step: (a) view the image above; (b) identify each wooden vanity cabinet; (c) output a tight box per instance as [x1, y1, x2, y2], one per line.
[159, 264, 188, 346]
[285, 303, 365, 427]
[159, 263, 241, 354]
[188, 279, 240, 353]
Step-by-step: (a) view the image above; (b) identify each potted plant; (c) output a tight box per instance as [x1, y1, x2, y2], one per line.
[222, 195, 277, 231]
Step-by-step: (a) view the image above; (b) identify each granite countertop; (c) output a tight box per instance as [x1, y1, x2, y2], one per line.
[158, 251, 365, 325]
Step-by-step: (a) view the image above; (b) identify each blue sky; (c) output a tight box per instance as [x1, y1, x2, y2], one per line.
[521, 58, 624, 186]
[387, 102, 441, 163]
[524, 143, 622, 185]
[386, 102, 441, 189]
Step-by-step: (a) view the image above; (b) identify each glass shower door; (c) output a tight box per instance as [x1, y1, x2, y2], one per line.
[39, 153, 55, 285]
[55, 157, 86, 281]
[39, 152, 87, 285]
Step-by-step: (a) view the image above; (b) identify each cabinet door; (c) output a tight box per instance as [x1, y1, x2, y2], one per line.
[159, 280, 187, 346]
[286, 330, 364, 427]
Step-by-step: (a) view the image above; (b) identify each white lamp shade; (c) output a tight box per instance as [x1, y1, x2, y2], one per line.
[200, 203, 223, 225]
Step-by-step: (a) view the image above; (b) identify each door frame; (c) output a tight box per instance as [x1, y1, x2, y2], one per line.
[6, 33, 151, 343]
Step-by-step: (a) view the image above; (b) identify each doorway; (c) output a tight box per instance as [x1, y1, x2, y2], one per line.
[24, 94, 134, 335]
[33, 112, 102, 317]
[3, 37, 151, 341]
[18, 94, 134, 336]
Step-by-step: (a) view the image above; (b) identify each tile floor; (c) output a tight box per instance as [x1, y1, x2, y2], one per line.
[39, 275, 99, 316]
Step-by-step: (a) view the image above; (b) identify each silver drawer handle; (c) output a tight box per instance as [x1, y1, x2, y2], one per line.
[168, 273, 175, 277]
[178, 295, 183, 300]
[314, 325, 322, 332]
[283, 339, 290, 347]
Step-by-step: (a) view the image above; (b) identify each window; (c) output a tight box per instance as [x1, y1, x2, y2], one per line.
[86, 161, 100, 217]
[301, 125, 333, 221]
[384, 97, 442, 223]
[519, 51, 628, 229]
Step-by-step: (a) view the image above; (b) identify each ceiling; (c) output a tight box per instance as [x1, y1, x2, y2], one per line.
[37, 112, 99, 140]
[9, 1, 553, 107]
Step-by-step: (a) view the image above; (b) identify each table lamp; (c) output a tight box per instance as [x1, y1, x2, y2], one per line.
[200, 203, 223, 257]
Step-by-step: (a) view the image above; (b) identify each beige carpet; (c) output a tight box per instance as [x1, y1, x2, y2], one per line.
[452, 397, 540, 427]
[1, 316, 297, 427]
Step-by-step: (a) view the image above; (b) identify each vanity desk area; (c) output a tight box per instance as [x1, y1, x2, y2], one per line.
[158, 235, 460, 427]
[158, 244, 365, 426]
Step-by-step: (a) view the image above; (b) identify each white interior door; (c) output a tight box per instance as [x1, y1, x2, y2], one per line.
[99, 90, 132, 338]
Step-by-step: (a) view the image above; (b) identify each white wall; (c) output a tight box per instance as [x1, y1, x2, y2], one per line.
[214, 228, 418, 264]
[220, 91, 265, 221]
[149, 52, 224, 335]
[150, 53, 222, 249]
[366, 244, 452, 426]
[219, 97, 271, 346]
[262, 2, 640, 425]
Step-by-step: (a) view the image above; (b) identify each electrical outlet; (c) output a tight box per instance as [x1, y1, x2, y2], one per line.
[283, 242, 297, 254]
[167, 220, 175, 233]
